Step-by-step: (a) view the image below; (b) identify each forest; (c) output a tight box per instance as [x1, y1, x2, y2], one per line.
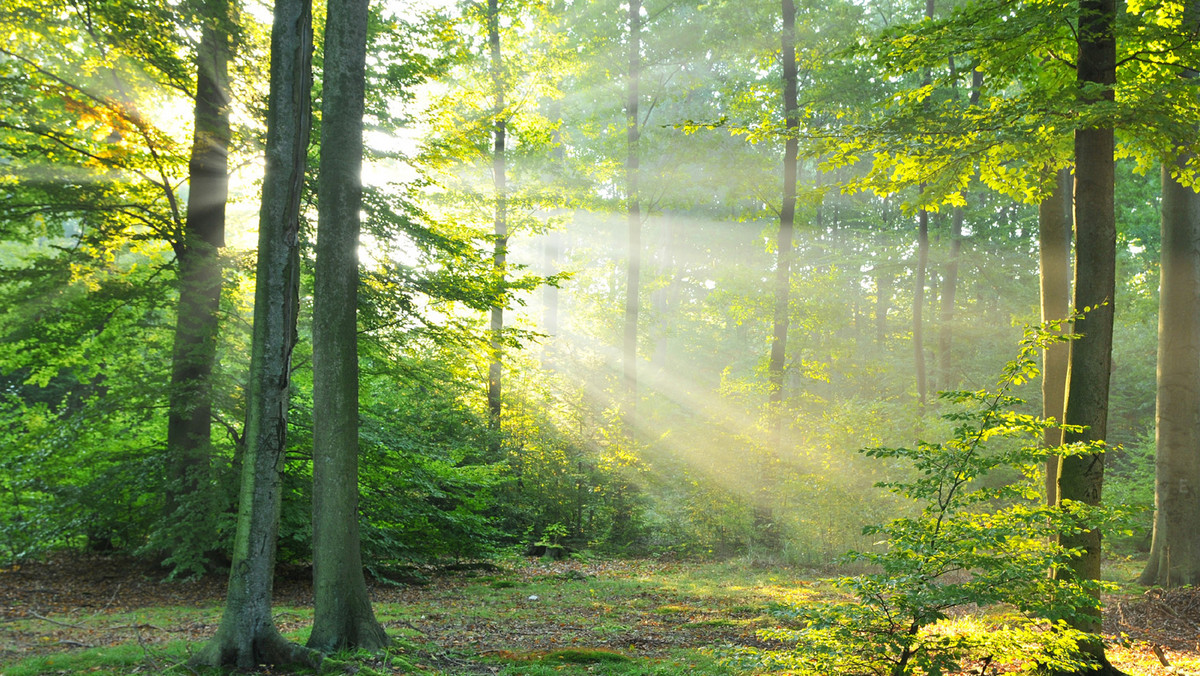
[2, 0, 1199, 673]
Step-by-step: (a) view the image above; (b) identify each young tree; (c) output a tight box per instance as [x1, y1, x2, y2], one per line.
[308, 0, 388, 651]
[1039, 169, 1072, 506]
[190, 0, 315, 665]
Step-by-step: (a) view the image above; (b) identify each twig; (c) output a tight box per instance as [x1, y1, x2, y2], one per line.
[111, 622, 168, 632]
[1153, 644, 1171, 667]
[58, 639, 94, 648]
[91, 582, 122, 617]
[29, 612, 85, 629]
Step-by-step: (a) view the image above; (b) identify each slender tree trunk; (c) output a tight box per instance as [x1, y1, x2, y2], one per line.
[164, 0, 233, 541]
[623, 0, 641, 424]
[1056, 1, 1125, 672]
[1041, 168, 1072, 506]
[913, 0, 934, 408]
[1141, 158, 1200, 587]
[936, 206, 961, 391]
[190, 0, 315, 666]
[876, 264, 891, 345]
[914, 206, 929, 407]
[769, 0, 799, 448]
[308, 0, 387, 652]
[487, 0, 507, 445]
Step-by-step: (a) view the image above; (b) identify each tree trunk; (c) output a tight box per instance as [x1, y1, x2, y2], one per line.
[308, 0, 387, 652]
[487, 0, 507, 446]
[913, 0, 933, 408]
[876, 264, 891, 345]
[914, 205, 929, 407]
[190, 0, 315, 666]
[1141, 157, 1200, 587]
[164, 0, 233, 545]
[1041, 168, 1072, 506]
[769, 0, 799, 449]
[623, 0, 641, 424]
[1056, 2, 1122, 672]
[936, 206, 962, 391]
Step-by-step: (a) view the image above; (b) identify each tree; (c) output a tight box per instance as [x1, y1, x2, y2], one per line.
[1140, 155, 1200, 588]
[1054, 0, 1124, 672]
[486, 0, 507, 444]
[1133, 0, 1200, 589]
[622, 0, 642, 423]
[163, 0, 235, 559]
[190, 0, 315, 664]
[308, 0, 388, 651]
[1040, 169, 1072, 506]
[767, 0, 799, 446]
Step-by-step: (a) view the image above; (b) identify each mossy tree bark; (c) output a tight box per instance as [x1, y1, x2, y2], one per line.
[190, 0, 314, 665]
[308, 0, 387, 652]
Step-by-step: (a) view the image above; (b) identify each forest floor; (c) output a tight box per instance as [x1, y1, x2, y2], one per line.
[0, 554, 1198, 675]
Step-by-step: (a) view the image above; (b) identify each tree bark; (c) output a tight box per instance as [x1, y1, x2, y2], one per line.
[1041, 168, 1072, 506]
[769, 0, 799, 449]
[936, 206, 961, 391]
[487, 0, 507, 445]
[623, 0, 641, 425]
[164, 0, 233, 543]
[914, 206, 929, 407]
[190, 0, 315, 666]
[1056, 3, 1123, 672]
[913, 0, 933, 408]
[308, 0, 387, 652]
[1141, 158, 1200, 587]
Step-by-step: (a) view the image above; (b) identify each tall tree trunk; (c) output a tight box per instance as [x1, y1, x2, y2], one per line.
[308, 0, 387, 652]
[1041, 168, 1072, 506]
[769, 0, 799, 448]
[936, 206, 961, 391]
[1057, 1, 1125, 672]
[623, 0, 641, 424]
[914, 206, 929, 407]
[1141, 158, 1200, 587]
[876, 263, 891, 345]
[487, 0, 507, 446]
[164, 0, 233, 543]
[190, 0, 315, 666]
[913, 0, 934, 408]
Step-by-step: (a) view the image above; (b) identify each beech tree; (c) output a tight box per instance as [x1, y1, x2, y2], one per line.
[190, 0, 315, 665]
[486, 0, 507, 443]
[1054, 0, 1124, 672]
[622, 0, 642, 422]
[164, 0, 235, 553]
[308, 0, 388, 651]
[1139, 0, 1200, 588]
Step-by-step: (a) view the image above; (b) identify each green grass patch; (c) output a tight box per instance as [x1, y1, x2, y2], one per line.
[544, 648, 633, 664]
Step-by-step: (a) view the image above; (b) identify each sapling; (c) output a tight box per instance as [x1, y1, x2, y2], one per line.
[724, 321, 1121, 676]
